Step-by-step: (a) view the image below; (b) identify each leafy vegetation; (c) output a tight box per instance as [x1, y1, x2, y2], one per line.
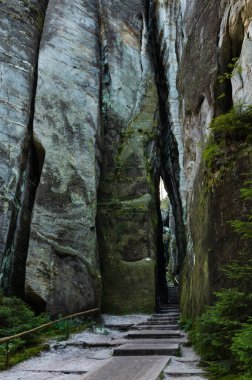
[230, 181, 252, 239]
[203, 140, 224, 169]
[203, 103, 252, 190]
[0, 293, 93, 370]
[217, 58, 242, 85]
[217, 58, 243, 101]
[210, 103, 252, 139]
[231, 319, 252, 373]
[182, 182, 252, 378]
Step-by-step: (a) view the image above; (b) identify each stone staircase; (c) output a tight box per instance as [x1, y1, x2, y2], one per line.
[83, 303, 194, 380]
[167, 286, 179, 305]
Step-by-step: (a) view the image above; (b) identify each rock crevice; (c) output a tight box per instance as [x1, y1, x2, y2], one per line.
[0, 0, 49, 298]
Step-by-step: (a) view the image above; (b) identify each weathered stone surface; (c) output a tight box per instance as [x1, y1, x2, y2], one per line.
[153, 0, 252, 317]
[0, 0, 163, 316]
[0, 0, 251, 322]
[97, 0, 160, 313]
[153, 1, 187, 274]
[82, 356, 170, 380]
[113, 343, 179, 356]
[127, 330, 181, 339]
[230, 1, 252, 103]
[0, 0, 48, 296]
[25, 0, 102, 315]
[181, 146, 252, 317]
[175, 0, 252, 317]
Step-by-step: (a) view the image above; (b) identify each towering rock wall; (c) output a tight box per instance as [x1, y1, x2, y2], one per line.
[0, 0, 163, 315]
[0, 0, 48, 297]
[0, 0, 103, 316]
[97, 0, 161, 314]
[154, 0, 252, 317]
[25, 1, 102, 316]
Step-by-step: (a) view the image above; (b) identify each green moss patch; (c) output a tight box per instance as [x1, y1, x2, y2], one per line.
[203, 104, 252, 181]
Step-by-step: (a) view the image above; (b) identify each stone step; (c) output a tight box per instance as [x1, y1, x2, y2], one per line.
[158, 309, 179, 314]
[157, 311, 180, 316]
[158, 305, 179, 309]
[151, 315, 179, 321]
[82, 356, 170, 380]
[125, 338, 187, 345]
[144, 320, 179, 326]
[161, 302, 179, 306]
[152, 314, 179, 317]
[104, 323, 134, 330]
[133, 324, 180, 330]
[113, 343, 180, 356]
[127, 329, 181, 339]
[149, 320, 179, 325]
[158, 308, 180, 312]
[154, 316, 180, 321]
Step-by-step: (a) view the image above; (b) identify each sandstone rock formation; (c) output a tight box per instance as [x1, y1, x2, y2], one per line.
[0, 0, 251, 317]
[0, 0, 48, 298]
[97, 0, 161, 313]
[157, 0, 252, 316]
[25, 0, 102, 316]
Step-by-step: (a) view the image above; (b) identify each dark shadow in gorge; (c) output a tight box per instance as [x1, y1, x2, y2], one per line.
[155, 177, 168, 305]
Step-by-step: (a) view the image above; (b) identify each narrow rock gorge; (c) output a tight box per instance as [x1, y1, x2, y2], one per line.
[0, 0, 251, 321]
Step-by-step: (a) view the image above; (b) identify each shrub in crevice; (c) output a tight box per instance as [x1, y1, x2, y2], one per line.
[203, 103, 252, 186]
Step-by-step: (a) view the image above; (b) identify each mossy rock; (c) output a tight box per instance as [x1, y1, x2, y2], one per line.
[181, 144, 252, 319]
[101, 258, 156, 314]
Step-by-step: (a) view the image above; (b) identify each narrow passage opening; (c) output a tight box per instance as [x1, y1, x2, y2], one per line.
[157, 177, 179, 306]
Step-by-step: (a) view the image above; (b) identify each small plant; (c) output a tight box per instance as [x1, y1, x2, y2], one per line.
[218, 58, 242, 84]
[203, 103, 252, 189]
[203, 140, 224, 168]
[0, 293, 93, 370]
[0, 292, 49, 369]
[209, 103, 252, 140]
[217, 58, 243, 101]
[0, 292, 48, 341]
[231, 319, 252, 374]
[230, 180, 252, 239]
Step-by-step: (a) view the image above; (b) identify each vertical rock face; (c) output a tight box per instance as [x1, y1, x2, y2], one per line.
[25, 0, 102, 316]
[154, 0, 252, 317]
[180, 0, 252, 317]
[0, 0, 162, 316]
[0, 0, 48, 297]
[97, 0, 161, 314]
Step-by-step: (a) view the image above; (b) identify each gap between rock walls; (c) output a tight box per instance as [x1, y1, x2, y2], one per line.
[147, 0, 186, 274]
